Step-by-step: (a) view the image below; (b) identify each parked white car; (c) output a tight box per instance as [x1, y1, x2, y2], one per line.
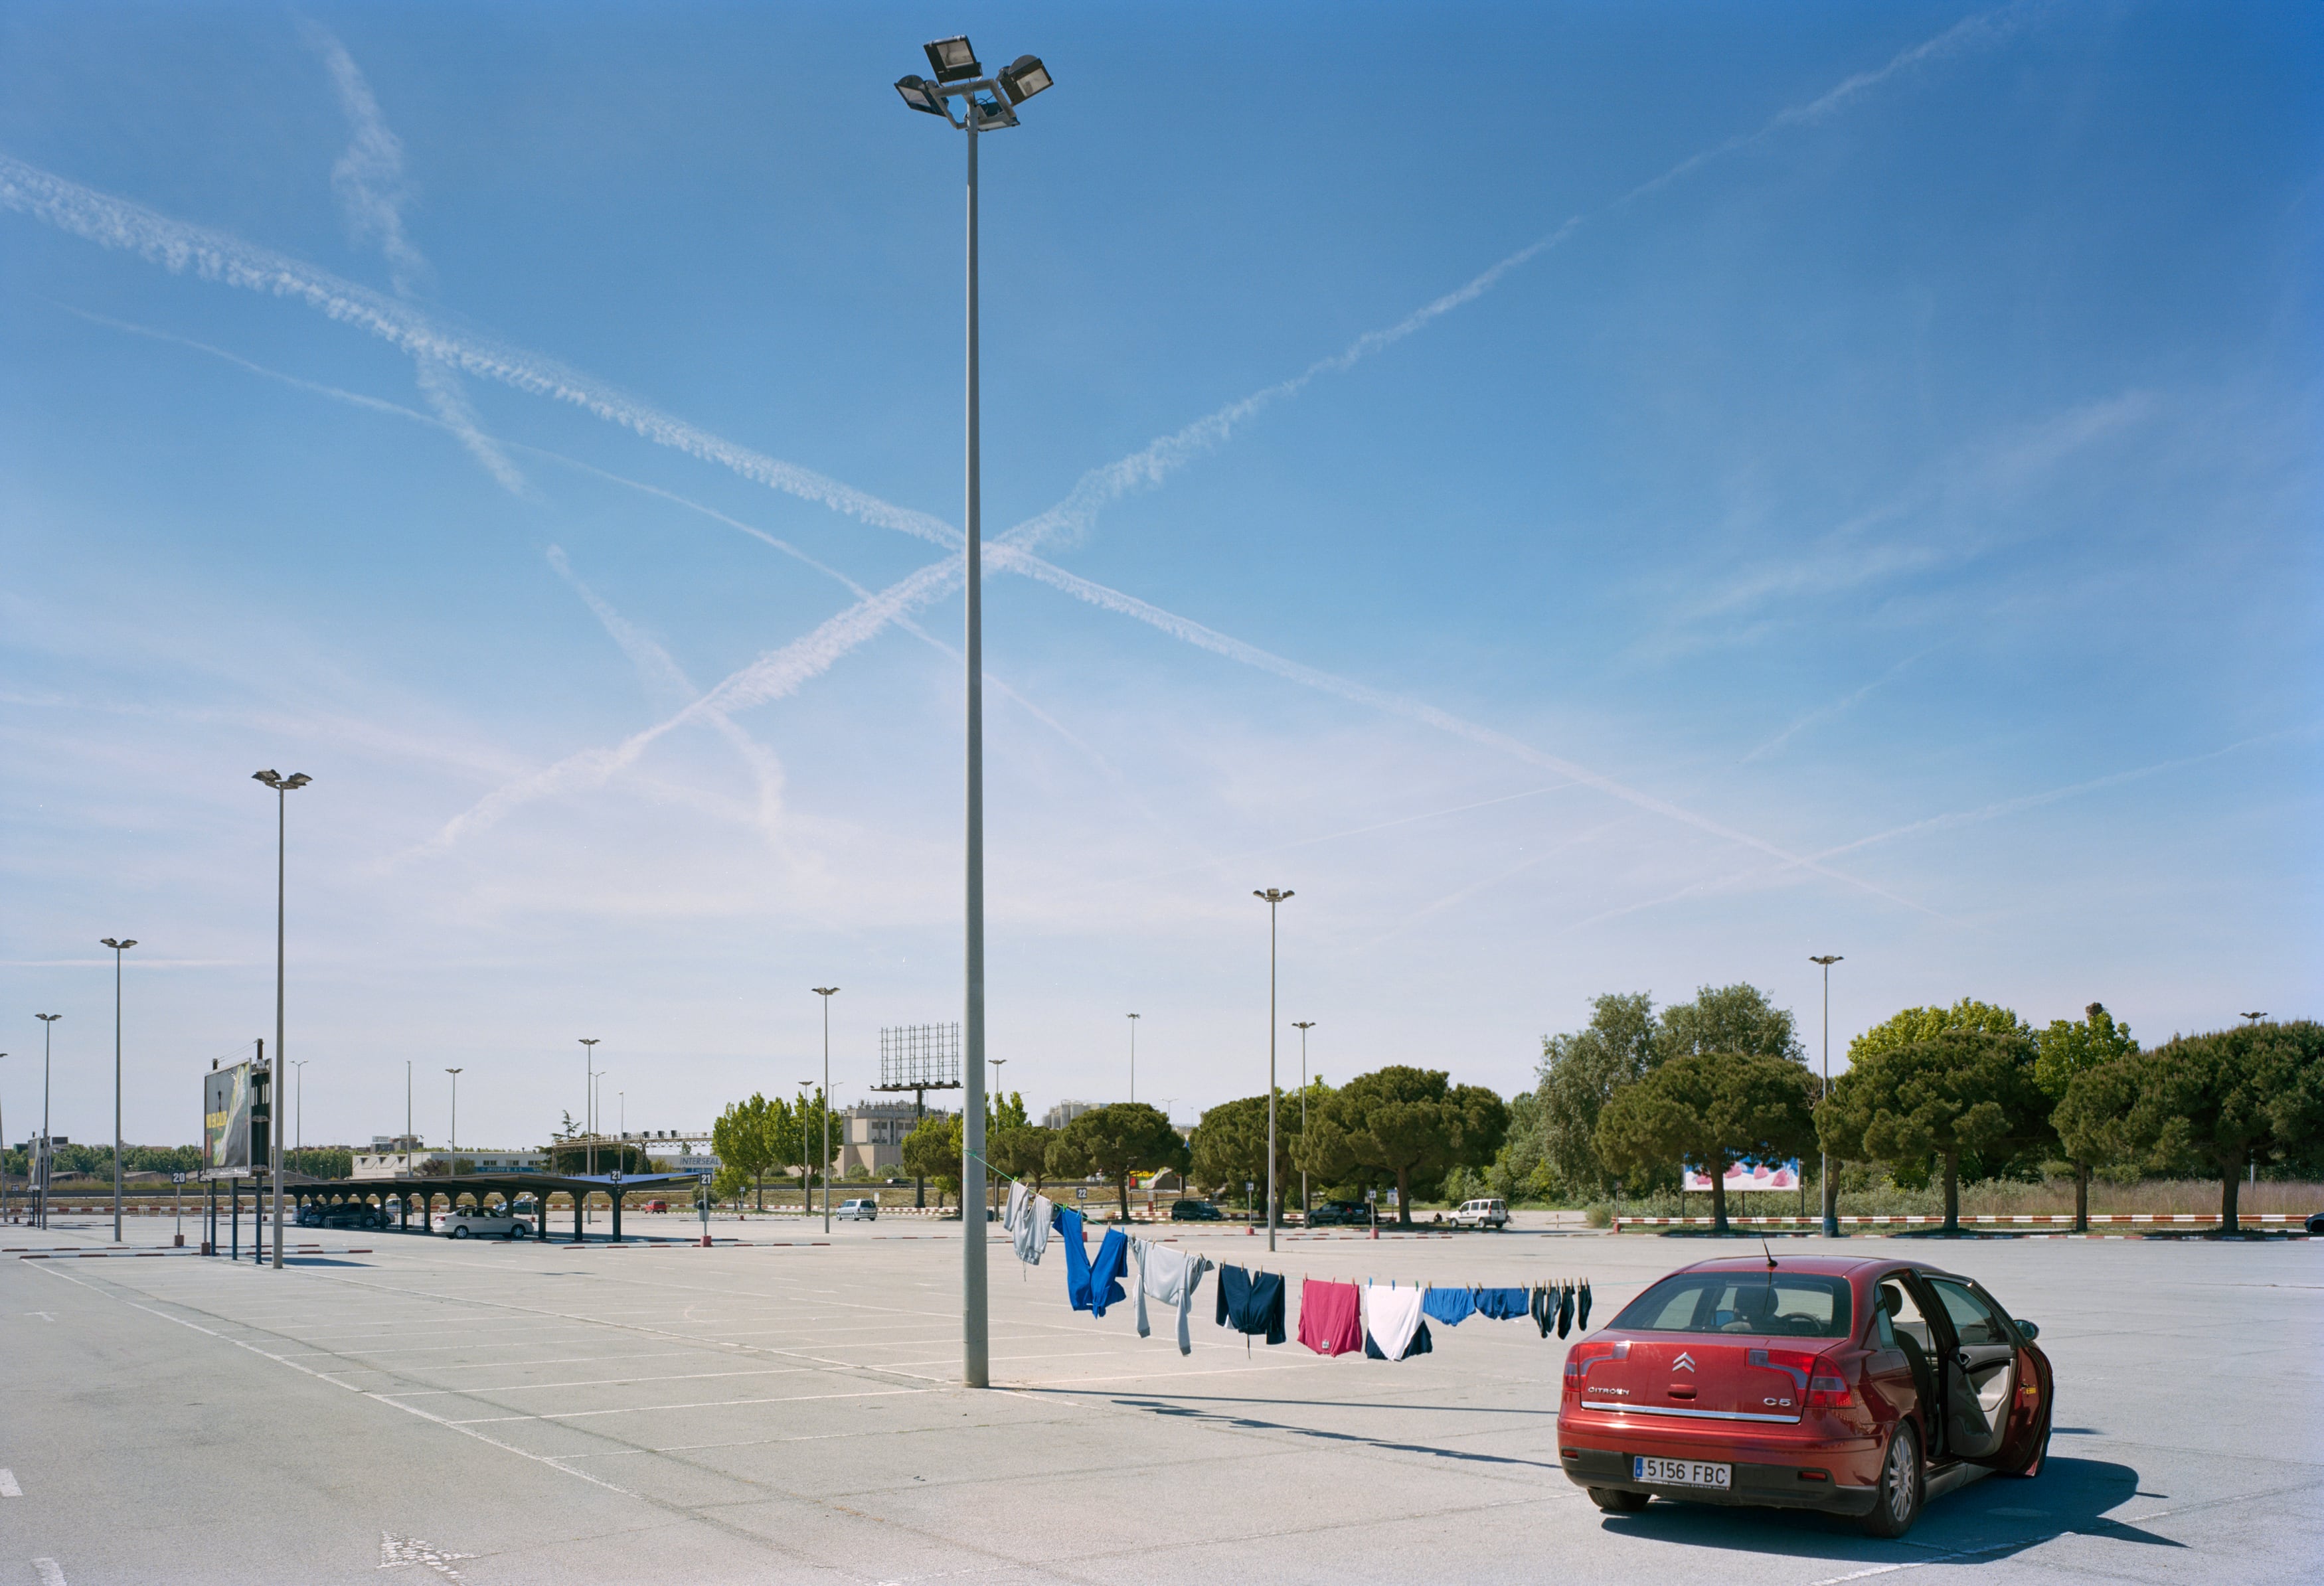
[435, 1208, 534, 1239]
[1452, 1197, 1510, 1230]
[835, 1198, 878, 1222]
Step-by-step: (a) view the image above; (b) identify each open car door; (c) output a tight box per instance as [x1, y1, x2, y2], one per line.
[1922, 1275, 2016, 1461]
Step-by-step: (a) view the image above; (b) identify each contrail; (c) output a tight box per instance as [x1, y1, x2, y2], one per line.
[0, 152, 955, 549]
[1740, 647, 1938, 765]
[546, 545, 787, 839]
[311, 29, 527, 494]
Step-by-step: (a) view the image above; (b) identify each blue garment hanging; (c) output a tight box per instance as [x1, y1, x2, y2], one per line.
[1471, 1286, 1530, 1321]
[1214, 1263, 1287, 1346]
[1061, 1209, 1127, 1314]
[1420, 1287, 1475, 1327]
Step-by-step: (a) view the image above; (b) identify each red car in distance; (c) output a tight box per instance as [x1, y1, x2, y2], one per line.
[1558, 1254, 2051, 1537]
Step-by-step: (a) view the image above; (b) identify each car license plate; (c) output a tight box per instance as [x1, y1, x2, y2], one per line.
[1633, 1457, 1730, 1490]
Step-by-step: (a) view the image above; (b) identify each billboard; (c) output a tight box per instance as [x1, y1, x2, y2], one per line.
[205, 1063, 254, 1171]
[1683, 1159, 1802, 1194]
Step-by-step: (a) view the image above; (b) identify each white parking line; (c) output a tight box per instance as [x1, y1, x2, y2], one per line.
[0, 1468, 21, 1496]
[448, 1385, 929, 1424]
[33, 1560, 66, 1586]
[380, 1364, 817, 1397]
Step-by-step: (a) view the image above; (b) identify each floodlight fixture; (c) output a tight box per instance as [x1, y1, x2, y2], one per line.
[924, 36, 981, 84]
[894, 74, 946, 115]
[969, 97, 1019, 131]
[998, 55, 1052, 104]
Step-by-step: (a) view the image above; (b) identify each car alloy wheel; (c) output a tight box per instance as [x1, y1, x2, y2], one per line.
[450, 1226, 470, 1239]
[1863, 1423, 1924, 1538]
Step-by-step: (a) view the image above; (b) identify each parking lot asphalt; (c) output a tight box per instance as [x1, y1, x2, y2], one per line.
[3, 1210, 2317, 1585]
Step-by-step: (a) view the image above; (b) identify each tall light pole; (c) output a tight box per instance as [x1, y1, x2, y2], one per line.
[578, 1038, 599, 1175]
[253, 769, 310, 1271]
[894, 31, 1054, 1391]
[35, 1015, 60, 1229]
[1252, 890, 1293, 1251]
[100, 937, 136, 1242]
[796, 1080, 817, 1214]
[1, 1052, 9, 1224]
[291, 1058, 307, 1153]
[445, 1069, 462, 1157]
[1125, 1014, 1139, 1105]
[813, 989, 839, 1233]
[404, 1058, 412, 1174]
[1810, 955, 1843, 1238]
[1292, 1021, 1316, 1218]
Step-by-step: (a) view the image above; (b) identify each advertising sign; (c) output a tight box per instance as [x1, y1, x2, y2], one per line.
[1683, 1159, 1803, 1193]
[205, 1063, 254, 1171]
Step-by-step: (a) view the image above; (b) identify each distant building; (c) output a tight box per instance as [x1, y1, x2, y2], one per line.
[836, 1100, 948, 1175]
[351, 1147, 545, 1180]
[1044, 1099, 1106, 1131]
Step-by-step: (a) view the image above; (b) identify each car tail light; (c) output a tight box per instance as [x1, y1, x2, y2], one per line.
[1563, 1341, 1619, 1391]
[1752, 1347, 1854, 1408]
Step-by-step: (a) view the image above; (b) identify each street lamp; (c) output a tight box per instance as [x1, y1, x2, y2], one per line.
[797, 1080, 817, 1215]
[1, 1052, 9, 1225]
[100, 937, 136, 1243]
[291, 1058, 307, 1154]
[893, 28, 1054, 1392]
[1125, 1013, 1139, 1105]
[2240, 1011, 2268, 1024]
[446, 1069, 462, 1158]
[1292, 1022, 1316, 1218]
[578, 1038, 599, 1175]
[35, 1014, 60, 1229]
[1252, 890, 1294, 1251]
[813, 989, 839, 1233]
[253, 769, 311, 1270]
[1809, 955, 1843, 1238]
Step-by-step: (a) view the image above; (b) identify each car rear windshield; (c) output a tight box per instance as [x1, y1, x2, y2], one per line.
[1610, 1271, 1853, 1340]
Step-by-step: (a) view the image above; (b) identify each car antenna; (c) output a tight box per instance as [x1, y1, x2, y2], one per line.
[1761, 1235, 1778, 1271]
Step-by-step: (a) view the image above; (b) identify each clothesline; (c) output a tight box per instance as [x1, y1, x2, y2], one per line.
[999, 1178, 1594, 1362]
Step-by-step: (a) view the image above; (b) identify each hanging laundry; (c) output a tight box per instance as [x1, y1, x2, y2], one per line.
[1531, 1284, 1557, 1338]
[1420, 1287, 1475, 1327]
[1061, 1208, 1127, 1314]
[1361, 1284, 1427, 1361]
[1005, 1180, 1029, 1233]
[1365, 1318, 1432, 1359]
[1011, 1191, 1052, 1267]
[1132, 1239, 1212, 1356]
[1578, 1278, 1592, 1330]
[1297, 1278, 1364, 1358]
[1471, 1286, 1531, 1322]
[1214, 1263, 1287, 1346]
[1556, 1281, 1575, 1339]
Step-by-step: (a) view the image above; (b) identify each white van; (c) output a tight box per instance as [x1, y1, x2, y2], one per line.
[1452, 1198, 1509, 1229]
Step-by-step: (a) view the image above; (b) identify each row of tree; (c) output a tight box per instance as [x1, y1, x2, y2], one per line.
[1530, 983, 2321, 1233]
[0, 1143, 355, 1180]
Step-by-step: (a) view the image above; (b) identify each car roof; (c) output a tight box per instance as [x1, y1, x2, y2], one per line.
[1667, 1253, 1915, 1280]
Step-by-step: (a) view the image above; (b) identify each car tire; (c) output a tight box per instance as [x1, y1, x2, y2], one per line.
[1862, 1422, 1925, 1538]
[1588, 1487, 1650, 1514]
[504, 1226, 521, 1239]
[450, 1226, 471, 1240]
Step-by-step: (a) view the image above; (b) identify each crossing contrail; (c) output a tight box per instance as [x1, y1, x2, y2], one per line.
[0, 151, 957, 548]
[312, 28, 527, 493]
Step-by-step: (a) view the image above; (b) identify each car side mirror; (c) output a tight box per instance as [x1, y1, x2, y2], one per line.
[2015, 1318, 2039, 1340]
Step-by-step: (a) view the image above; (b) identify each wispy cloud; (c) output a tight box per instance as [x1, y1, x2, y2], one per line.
[1740, 647, 1940, 765]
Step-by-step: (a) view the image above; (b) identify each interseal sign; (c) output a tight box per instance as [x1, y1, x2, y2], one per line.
[205, 1062, 254, 1171]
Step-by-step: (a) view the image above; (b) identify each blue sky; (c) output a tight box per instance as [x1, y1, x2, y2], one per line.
[3, 2, 2317, 1155]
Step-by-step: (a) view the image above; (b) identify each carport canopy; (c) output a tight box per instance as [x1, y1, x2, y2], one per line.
[286, 1171, 701, 1242]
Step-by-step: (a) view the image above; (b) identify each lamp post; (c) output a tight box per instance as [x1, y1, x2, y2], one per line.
[578, 1038, 599, 1175]
[35, 1014, 59, 1230]
[797, 1081, 817, 1215]
[1252, 890, 1293, 1251]
[1291, 1022, 1315, 1218]
[404, 1058, 412, 1174]
[291, 1059, 307, 1153]
[813, 989, 839, 1233]
[1809, 955, 1843, 1237]
[100, 937, 136, 1243]
[252, 769, 310, 1271]
[894, 31, 1054, 1391]
[446, 1069, 462, 1159]
[1125, 1013, 1138, 1105]
[1, 1052, 9, 1224]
